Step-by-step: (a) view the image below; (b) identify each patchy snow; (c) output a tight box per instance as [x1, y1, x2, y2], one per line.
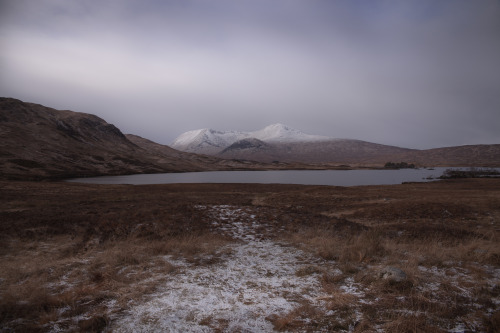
[449, 323, 469, 333]
[112, 205, 334, 332]
[339, 277, 364, 298]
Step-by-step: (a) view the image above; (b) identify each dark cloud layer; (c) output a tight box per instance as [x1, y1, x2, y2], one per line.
[1, 0, 499, 148]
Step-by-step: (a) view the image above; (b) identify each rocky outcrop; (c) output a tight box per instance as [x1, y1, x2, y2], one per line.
[379, 267, 407, 282]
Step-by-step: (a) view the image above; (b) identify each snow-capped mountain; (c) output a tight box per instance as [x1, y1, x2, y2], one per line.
[171, 123, 330, 154]
[171, 128, 247, 155]
[171, 123, 421, 164]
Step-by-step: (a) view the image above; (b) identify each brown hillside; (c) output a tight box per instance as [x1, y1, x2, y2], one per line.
[0, 98, 162, 179]
[383, 145, 500, 167]
[218, 139, 415, 164]
[218, 138, 500, 167]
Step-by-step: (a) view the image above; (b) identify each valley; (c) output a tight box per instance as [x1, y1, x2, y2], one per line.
[3, 0, 500, 331]
[1, 97, 500, 332]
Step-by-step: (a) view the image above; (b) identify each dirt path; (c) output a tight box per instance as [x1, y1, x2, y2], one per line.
[112, 205, 338, 332]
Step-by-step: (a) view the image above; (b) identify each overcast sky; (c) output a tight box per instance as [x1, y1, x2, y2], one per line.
[1, 0, 499, 149]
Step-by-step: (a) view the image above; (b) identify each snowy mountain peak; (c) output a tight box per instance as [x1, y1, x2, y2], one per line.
[251, 123, 328, 142]
[171, 124, 331, 154]
[263, 123, 290, 131]
[171, 128, 208, 147]
[255, 123, 292, 139]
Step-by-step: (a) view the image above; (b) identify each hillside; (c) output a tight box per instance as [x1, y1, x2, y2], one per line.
[219, 139, 414, 164]
[0, 98, 275, 180]
[125, 134, 278, 171]
[385, 145, 500, 167]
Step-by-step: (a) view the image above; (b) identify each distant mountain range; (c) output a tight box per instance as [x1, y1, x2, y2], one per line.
[1, 97, 499, 180]
[173, 124, 500, 166]
[171, 123, 330, 155]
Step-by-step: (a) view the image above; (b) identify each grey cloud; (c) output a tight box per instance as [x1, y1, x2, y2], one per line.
[1, 0, 499, 149]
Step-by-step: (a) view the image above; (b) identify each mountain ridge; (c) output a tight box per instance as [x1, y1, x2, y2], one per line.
[172, 124, 500, 166]
[171, 123, 416, 163]
[171, 123, 331, 154]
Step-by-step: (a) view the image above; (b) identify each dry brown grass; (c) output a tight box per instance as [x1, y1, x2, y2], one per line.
[274, 180, 500, 332]
[268, 302, 322, 331]
[1, 179, 499, 331]
[321, 288, 358, 311]
[283, 222, 499, 331]
[0, 232, 231, 332]
[0, 181, 237, 331]
[381, 313, 445, 333]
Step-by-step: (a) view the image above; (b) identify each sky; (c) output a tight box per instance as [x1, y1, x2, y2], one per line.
[1, 0, 499, 149]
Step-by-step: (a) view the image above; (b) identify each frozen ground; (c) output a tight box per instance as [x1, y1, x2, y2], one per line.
[112, 205, 337, 332]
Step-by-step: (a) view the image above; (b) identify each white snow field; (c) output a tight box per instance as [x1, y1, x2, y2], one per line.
[112, 205, 340, 332]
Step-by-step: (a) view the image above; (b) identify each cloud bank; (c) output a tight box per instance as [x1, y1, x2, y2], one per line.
[1, 0, 499, 148]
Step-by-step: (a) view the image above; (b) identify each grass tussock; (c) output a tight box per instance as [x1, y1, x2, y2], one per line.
[382, 313, 445, 333]
[269, 302, 321, 331]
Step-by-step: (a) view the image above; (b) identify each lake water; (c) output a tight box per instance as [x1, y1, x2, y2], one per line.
[66, 168, 456, 186]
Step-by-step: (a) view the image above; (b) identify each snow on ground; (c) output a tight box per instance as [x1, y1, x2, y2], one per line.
[112, 205, 334, 332]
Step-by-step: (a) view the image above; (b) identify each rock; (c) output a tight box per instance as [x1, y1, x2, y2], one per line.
[379, 266, 407, 282]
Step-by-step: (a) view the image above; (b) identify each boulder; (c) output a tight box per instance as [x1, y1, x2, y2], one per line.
[379, 266, 407, 282]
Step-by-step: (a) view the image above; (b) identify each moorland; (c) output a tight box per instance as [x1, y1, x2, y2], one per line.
[1, 178, 499, 332]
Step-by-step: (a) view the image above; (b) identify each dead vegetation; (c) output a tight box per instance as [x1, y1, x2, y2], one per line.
[0, 179, 499, 331]
[0, 182, 235, 331]
[272, 180, 500, 332]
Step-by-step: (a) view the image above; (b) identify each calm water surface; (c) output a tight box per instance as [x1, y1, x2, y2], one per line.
[66, 168, 457, 186]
